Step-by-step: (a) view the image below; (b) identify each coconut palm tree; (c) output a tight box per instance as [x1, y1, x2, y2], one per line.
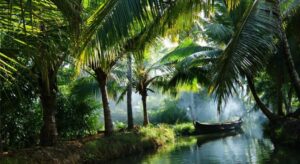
[76, 0, 166, 135]
[211, 0, 300, 121]
[274, 0, 300, 101]
[0, 0, 79, 146]
[134, 60, 167, 126]
[120, 0, 215, 127]
[0, 0, 164, 142]
[79, 0, 216, 130]
[126, 53, 134, 129]
[158, 0, 234, 96]
[157, 0, 272, 119]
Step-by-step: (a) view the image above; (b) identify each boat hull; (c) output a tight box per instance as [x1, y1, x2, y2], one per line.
[194, 119, 242, 134]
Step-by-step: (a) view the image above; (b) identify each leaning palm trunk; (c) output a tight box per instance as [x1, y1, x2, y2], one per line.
[0, 118, 2, 151]
[95, 68, 114, 136]
[39, 69, 58, 146]
[274, 0, 300, 101]
[281, 35, 300, 101]
[141, 93, 149, 126]
[276, 73, 284, 116]
[0, 81, 2, 151]
[284, 88, 293, 114]
[246, 75, 279, 122]
[127, 54, 134, 129]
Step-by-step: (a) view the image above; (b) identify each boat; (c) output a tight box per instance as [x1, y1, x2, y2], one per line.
[194, 119, 242, 134]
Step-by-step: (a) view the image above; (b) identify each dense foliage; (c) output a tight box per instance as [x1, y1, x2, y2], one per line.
[151, 100, 190, 124]
[0, 0, 300, 152]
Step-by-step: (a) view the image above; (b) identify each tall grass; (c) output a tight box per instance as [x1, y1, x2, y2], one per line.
[173, 123, 195, 136]
[82, 125, 174, 162]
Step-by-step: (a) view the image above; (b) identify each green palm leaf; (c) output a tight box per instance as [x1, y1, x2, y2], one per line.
[0, 52, 19, 80]
[161, 39, 218, 63]
[160, 39, 222, 90]
[282, 0, 300, 19]
[210, 0, 280, 102]
[80, 0, 162, 53]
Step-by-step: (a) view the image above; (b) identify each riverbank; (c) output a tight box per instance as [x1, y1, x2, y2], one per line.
[0, 125, 174, 163]
[265, 118, 300, 148]
[1, 121, 299, 163]
[110, 128, 300, 164]
[174, 120, 300, 148]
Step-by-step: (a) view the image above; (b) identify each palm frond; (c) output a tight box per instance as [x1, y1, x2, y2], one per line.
[167, 51, 221, 88]
[204, 23, 233, 44]
[159, 39, 222, 92]
[281, 0, 300, 19]
[80, 0, 162, 54]
[106, 78, 124, 100]
[0, 51, 19, 80]
[0, 0, 65, 35]
[77, 0, 163, 70]
[50, 0, 82, 35]
[223, 0, 241, 10]
[161, 39, 217, 63]
[116, 86, 128, 104]
[168, 67, 209, 88]
[79, 0, 221, 69]
[70, 76, 99, 99]
[210, 0, 280, 102]
[128, 0, 210, 52]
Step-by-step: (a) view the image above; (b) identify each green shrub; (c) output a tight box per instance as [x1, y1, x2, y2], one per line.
[139, 124, 175, 145]
[56, 75, 104, 140]
[151, 99, 190, 124]
[0, 72, 42, 150]
[56, 94, 103, 140]
[114, 121, 126, 130]
[173, 123, 195, 136]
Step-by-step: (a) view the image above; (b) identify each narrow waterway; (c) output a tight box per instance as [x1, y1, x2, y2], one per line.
[108, 133, 299, 164]
[108, 116, 300, 164]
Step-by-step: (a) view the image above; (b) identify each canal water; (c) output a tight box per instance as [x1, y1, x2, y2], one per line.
[108, 116, 300, 164]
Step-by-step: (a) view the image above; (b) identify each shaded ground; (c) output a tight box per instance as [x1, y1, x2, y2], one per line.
[0, 126, 174, 163]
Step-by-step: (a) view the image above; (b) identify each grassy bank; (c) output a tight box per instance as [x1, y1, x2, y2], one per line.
[83, 125, 174, 162]
[173, 123, 195, 136]
[0, 125, 174, 163]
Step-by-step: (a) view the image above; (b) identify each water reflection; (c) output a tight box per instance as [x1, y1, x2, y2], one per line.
[108, 111, 300, 164]
[108, 131, 300, 164]
[191, 133, 273, 164]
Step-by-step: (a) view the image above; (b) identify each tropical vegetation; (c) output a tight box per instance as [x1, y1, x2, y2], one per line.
[0, 0, 300, 162]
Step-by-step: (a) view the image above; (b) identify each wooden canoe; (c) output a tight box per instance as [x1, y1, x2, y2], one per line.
[194, 119, 242, 134]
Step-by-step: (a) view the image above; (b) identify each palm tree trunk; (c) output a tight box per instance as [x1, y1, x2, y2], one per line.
[141, 93, 149, 126]
[284, 87, 293, 114]
[40, 91, 58, 146]
[0, 118, 2, 152]
[276, 73, 284, 116]
[95, 68, 114, 136]
[127, 54, 134, 129]
[0, 83, 2, 152]
[39, 69, 58, 146]
[38, 23, 58, 146]
[274, 0, 300, 101]
[281, 31, 300, 101]
[246, 75, 279, 122]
